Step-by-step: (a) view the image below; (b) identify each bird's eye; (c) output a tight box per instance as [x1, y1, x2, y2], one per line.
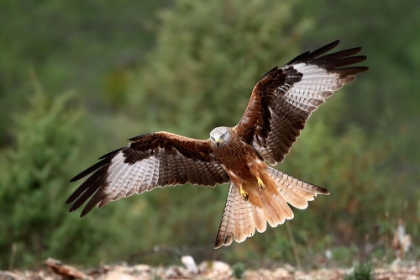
[210, 136, 215, 141]
[220, 134, 225, 139]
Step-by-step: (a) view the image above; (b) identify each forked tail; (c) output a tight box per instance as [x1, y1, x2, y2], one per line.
[214, 167, 329, 248]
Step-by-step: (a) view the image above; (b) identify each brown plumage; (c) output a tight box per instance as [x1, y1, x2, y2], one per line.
[67, 40, 368, 248]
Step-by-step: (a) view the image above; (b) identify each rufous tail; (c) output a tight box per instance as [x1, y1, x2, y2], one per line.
[214, 167, 329, 249]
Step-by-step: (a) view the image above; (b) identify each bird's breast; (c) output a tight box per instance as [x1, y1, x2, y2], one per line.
[212, 141, 260, 180]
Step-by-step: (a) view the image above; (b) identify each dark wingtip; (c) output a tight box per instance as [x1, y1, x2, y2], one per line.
[357, 66, 369, 73]
[331, 39, 340, 45]
[336, 66, 370, 76]
[353, 55, 367, 63]
[67, 204, 87, 217]
[287, 40, 341, 65]
[309, 40, 340, 58]
[70, 147, 123, 183]
[80, 210, 88, 217]
[69, 174, 82, 182]
[349, 46, 362, 53]
[319, 186, 330, 195]
[69, 159, 109, 182]
[214, 239, 223, 249]
[65, 196, 74, 205]
[68, 204, 77, 211]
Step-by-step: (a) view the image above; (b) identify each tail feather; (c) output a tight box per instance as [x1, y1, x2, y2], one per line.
[267, 167, 329, 209]
[267, 167, 329, 195]
[215, 182, 258, 248]
[244, 201, 256, 237]
[271, 190, 294, 222]
[251, 203, 266, 233]
[215, 183, 236, 247]
[277, 184, 309, 209]
[261, 187, 289, 227]
[260, 192, 277, 227]
[235, 196, 248, 242]
[214, 169, 329, 248]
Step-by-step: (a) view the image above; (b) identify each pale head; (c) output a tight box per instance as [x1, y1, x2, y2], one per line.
[210, 126, 231, 147]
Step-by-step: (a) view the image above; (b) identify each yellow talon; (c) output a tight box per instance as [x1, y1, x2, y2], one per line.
[257, 177, 265, 190]
[239, 186, 249, 201]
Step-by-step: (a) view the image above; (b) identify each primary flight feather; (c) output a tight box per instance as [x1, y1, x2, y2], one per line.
[68, 40, 368, 248]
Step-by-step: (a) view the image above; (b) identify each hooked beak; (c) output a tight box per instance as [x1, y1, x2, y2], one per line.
[213, 137, 222, 147]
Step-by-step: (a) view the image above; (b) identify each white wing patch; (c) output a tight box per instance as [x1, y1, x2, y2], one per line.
[282, 63, 348, 113]
[96, 147, 229, 208]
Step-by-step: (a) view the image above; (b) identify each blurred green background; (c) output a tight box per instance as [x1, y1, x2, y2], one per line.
[1, 0, 419, 270]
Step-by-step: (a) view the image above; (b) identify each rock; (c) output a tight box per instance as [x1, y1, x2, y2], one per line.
[132, 264, 151, 272]
[164, 266, 187, 278]
[283, 263, 295, 272]
[0, 271, 19, 280]
[181, 255, 198, 274]
[273, 268, 290, 278]
[199, 260, 232, 277]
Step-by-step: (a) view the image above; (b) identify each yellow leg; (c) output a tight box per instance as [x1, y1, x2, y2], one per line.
[257, 177, 265, 190]
[239, 185, 249, 201]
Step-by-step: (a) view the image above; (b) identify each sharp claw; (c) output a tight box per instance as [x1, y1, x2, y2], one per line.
[257, 177, 265, 190]
[239, 186, 249, 201]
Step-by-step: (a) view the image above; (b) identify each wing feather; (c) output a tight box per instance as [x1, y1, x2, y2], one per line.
[235, 40, 368, 164]
[67, 132, 230, 216]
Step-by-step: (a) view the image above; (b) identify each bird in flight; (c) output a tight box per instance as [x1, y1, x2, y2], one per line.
[67, 40, 368, 248]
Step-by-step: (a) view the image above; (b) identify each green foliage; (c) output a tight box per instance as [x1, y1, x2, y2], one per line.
[344, 263, 374, 280]
[0, 0, 168, 146]
[0, 79, 83, 267]
[331, 246, 359, 267]
[0, 79, 148, 268]
[232, 262, 246, 279]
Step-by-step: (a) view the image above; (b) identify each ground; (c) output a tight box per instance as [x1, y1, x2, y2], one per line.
[1, 258, 420, 280]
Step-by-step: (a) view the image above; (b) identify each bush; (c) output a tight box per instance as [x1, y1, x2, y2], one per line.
[344, 263, 374, 280]
[0, 79, 143, 268]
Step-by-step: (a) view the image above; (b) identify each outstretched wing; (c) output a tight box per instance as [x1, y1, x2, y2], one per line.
[67, 132, 230, 216]
[235, 40, 368, 165]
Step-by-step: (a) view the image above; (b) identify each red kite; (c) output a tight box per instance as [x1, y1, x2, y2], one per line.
[67, 40, 368, 248]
